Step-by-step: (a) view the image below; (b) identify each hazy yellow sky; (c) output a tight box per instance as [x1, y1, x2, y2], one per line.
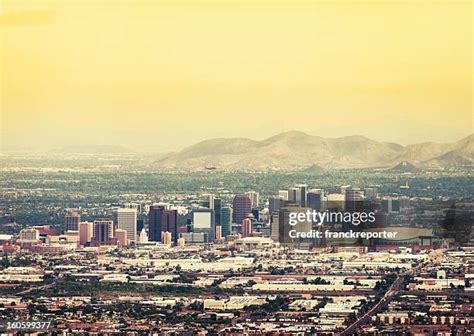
[1, 0, 472, 151]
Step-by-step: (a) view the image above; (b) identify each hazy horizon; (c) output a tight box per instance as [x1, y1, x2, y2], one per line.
[1, 130, 473, 154]
[1, 1, 472, 152]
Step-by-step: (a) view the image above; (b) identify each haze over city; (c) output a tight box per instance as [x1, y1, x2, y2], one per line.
[1, 1, 473, 334]
[1, 1, 472, 151]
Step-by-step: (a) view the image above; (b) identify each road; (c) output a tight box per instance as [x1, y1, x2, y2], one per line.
[340, 272, 406, 335]
[16, 278, 59, 296]
[340, 249, 442, 335]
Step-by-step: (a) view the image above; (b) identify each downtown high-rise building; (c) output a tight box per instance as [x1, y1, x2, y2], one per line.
[381, 196, 400, 213]
[221, 206, 231, 237]
[136, 219, 144, 233]
[327, 193, 345, 211]
[78, 221, 93, 246]
[202, 195, 222, 228]
[202, 194, 215, 210]
[287, 187, 298, 203]
[271, 206, 315, 248]
[344, 187, 365, 231]
[117, 208, 137, 244]
[192, 208, 215, 241]
[278, 190, 289, 201]
[268, 197, 283, 223]
[214, 198, 222, 226]
[251, 208, 260, 221]
[245, 191, 259, 208]
[296, 184, 307, 207]
[65, 210, 80, 231]
[242, 217, 253, 237]
[344, 187, 364, 212]
[93, 219, 114, 245]
[232, 194, 251, 224]
[307, 189, 323, 211]
[148, 204, 178, 244]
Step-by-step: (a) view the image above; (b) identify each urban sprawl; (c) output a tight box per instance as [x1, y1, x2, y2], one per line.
[0, 155, 472, 335]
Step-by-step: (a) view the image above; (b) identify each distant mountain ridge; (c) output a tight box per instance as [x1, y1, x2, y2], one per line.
[155, 131, 473, 170]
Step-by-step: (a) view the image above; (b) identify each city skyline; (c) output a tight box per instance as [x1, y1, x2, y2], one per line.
[1, 1, 472, 151]
[1, 168, 473, 333]
[0, 0, 472, 333]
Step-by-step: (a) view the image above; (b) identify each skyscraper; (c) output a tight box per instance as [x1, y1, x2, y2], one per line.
[232, 194, 251, 224]
[192, 208, 215, 241]
[117, 208, 137, 244]
[270, 211, 280, 242]
[93, 219, 114, 245]
[344, 187, 365, 231]
[78, 221, 93, 246]
[136, 218, 144, 233]
[278, 190, 289, 201]
[214, 198, 222, 226]
[242, 217, 253, 237]
[296, 184, 307, 207]
[382, 196, 400, 213]
[202, 194, 215, 210]
[269, 196, 283, 224]
[65, 210, 80, 231]
[251, 208, 260, 221]
[148, 205, 178, 244]
[271, 206, 314, 247]
[345, 187, 364, 213]
[245, 191, 259, 208]
[307, 189, 323, 211]
[287, 187, 298, 203]
[221, 206, 231, 237]
[327, 193, 345, 212]
[271, 208, 295, 245]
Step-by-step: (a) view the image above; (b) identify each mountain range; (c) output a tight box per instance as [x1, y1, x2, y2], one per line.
[155, 131, 473, 170]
